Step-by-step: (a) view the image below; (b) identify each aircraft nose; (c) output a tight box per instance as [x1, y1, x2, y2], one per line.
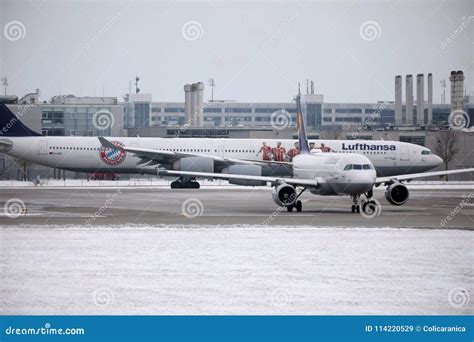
[433, 155, 443, 167]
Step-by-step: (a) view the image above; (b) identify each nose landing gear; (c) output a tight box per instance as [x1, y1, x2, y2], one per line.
[351, 194, 361, 213]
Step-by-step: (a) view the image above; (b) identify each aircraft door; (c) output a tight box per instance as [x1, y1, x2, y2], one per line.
[400, 146, 409, 161]
[38, 140, 48, 155]
[217, 145, 225, 157]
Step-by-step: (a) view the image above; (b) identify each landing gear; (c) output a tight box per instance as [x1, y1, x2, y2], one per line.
[287, 200, 303, 212]
[351, 203, 360, 213]
[350, 194, 361, 213]
[351, 190, 378, 215]
[170, 177, 200, 189]
[285, 188, 305, 212]
[362, 200, 378, 215]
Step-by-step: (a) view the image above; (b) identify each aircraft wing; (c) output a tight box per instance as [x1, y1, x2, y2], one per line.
[157, 169, 318, 187]
[375, 168, 474, 186]
[98, 137, 270, 167]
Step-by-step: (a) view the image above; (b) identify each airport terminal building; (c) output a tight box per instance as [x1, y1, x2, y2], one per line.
[1, 72, 473, 180]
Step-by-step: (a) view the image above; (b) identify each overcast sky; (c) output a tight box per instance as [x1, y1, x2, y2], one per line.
[1, 0, 473, 104]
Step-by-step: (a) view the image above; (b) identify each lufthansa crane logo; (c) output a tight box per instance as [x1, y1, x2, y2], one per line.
[99, 141, 126, 166]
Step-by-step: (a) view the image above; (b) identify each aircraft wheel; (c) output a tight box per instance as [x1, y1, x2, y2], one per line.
[351, 205, 355, 213]
[191, 181, 200, 189]
[170, 181, 182, 189]
[287, 205, 294, 212]
[356, 205, 360, 213]
[295, 200, 302, 212]
[362, 200, 377, 215]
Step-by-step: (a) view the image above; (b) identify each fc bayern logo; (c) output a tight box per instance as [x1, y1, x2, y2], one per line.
[99, 141, 126, 166]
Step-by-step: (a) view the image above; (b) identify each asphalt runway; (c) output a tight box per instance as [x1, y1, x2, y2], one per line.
[1, 187, 473, 229]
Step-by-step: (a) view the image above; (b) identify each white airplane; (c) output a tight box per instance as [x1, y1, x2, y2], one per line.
[1, 101, 444, 193]
[99, 94, 474, 214]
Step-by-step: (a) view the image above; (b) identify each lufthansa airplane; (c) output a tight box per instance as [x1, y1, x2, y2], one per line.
[1, 102, 444, 191]
[99, 94, 474, 214]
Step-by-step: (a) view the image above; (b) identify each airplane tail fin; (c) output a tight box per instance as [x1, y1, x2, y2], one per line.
[296, 94, 310, 154]
[0, 103, 41, 136]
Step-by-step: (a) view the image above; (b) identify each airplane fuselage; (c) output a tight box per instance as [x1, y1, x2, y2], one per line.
[0, 136, 442, 177]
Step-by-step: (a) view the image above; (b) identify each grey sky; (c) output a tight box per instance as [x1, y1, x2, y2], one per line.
[1, 0, 473, 103]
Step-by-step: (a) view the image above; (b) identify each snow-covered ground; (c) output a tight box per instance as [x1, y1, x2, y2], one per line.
[0, 225, 472, 315]
[1, 179, 474, 190]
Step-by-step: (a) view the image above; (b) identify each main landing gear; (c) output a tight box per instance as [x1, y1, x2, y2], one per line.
[170, 177, 200, 189]
[351, 190, 377, 214]
[286, 188, 306, 212]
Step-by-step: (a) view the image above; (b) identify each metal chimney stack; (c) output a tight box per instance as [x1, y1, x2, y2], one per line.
[449, 70, 465, 112]
[195, 82, 205, 127]
[191, 84, 198, 126]
[427, 73, 433, 125]
[395, 75, 402, 126]
[184, 84, 193, 125]
[405, 75, 414, 126]
[416, 74, 425, 126]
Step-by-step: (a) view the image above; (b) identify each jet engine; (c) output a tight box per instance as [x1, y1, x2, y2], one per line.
[223, 165, 265, 186]
[272, 183, 297, 207]
[385, 183, 409, 206]
[173, 157, 214, 173]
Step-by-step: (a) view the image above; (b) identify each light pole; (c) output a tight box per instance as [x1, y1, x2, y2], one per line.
[208, 78, 215, 102]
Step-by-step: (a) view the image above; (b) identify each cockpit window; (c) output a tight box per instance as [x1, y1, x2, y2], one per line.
[421, 150, 431, 155]
[344, 164, 373, 170]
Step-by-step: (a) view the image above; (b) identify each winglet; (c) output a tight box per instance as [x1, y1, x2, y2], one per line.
[98, 137, 123, 151]
[296, 94, 310, 154]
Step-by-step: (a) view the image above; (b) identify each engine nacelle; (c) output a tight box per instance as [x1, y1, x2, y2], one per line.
[223, 165, 265, 186]
[385, 183, 409, 206]
[272, 183, 297, 207]
[173, 157, 214, 173]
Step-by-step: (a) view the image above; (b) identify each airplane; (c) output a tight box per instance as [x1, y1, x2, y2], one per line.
[0, 102, 444, 191]
[98, 94, 474, 214]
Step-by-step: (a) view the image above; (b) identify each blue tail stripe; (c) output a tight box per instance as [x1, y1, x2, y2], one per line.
[0, 103, 41, 137]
